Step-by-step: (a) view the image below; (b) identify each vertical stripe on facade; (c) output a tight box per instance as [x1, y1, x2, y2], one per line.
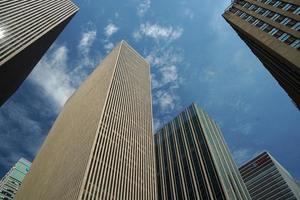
[240, 152, 300, 200]
[154, 103, 251, 200]
[80, 41, 156, 200]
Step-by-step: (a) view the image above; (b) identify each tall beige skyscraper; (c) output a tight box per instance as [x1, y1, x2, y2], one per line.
[0, 0, 79, 106]
[15, 41, 157, 200]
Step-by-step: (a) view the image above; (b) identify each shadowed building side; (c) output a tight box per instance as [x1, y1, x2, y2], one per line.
[154, 103, 251, 200]
[0, 0, 79, 106]
[15, 41, 157, 200]
[223, 0, 300, 109]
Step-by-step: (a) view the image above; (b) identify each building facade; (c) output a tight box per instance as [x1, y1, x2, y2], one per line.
[0, 0, 79, 106]
[0, 158, 31, 200]
[223, 0, 300, 108]
[15, 41, 157, 200]
[154, 103, 251, 200]
[239, 152, 300, 200]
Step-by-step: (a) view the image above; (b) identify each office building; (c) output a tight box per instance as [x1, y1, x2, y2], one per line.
[154, 103, 251, 200]
[239, 151, 300, 200]
[0, 0, 79, 106]
[0, 158, 31, 200]
[15, 41, 156, 200]
[223, 0, 300, 108]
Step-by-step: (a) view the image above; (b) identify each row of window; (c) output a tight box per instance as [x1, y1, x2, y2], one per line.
[257, 0, 300, 15]
[229, 7, 300, 50]
[236, 0, 300, 31]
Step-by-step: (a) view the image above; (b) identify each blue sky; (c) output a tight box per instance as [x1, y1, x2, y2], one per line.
[0, 0, 299, 181]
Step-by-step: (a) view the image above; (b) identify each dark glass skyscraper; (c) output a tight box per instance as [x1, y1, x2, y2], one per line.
[154, 103, 251, 200]
[0, 0, 79, 106]
[223, 0, 300, 108]
[14, 41, 157, 200]
[239, 152, 300, 200]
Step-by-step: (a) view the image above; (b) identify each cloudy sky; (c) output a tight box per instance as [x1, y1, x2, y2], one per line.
[0, 0, 299, 181]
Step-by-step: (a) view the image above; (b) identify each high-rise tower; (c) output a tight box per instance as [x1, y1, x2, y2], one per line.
[239, 152, 300, 200]
[0, 0, 79, 106]
[15, 41, 157, 200]
[223, 0, 300, 108]
[0, 158, 31, 200]
[154, 103, 251, 200]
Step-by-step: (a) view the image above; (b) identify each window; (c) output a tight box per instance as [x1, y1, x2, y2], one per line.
[293, 7, 300, 15]
[253, 19, 261, 25]
[246, 15, 253, 22]
[287, 5, 297, 12]
[237, 0, 246, 6]
[249, 17, 256, 24]
[256, 21, 264, 28]
[280, 17, 291, 25]
[240, 13, 247, 18]
[282, 4, 292, 11]
[260, 23, 269, 30]
[277, 2, 287, 9]
[284, 35, 296, 45]
[278, 33, 290, 42]
[268, 0, 277, 6]
[271, 13, 280, 20]
[275, 15, 285, 23]
[290, 39, 300, 48]
[229, 7, 238, 14]
[266, 11, 275, 18]
[286, 19, 297, 28]
[273, 1, 281, 7]
[256, 7, 262, 13]
[269, 27, 279, 35]
[273, 30, 284, 38]
[292, 22, 300, 31]
[263, 24, 273, 33]
[249, 5, 258, 11]
[242, 13, 249, 20]
[262, 10, 271, 17]
[236, 10, 243, 16]
[258, 8, 267, 15]
[244, 2, 251, 9]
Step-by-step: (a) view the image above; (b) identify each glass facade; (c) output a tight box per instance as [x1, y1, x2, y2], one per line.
[239, 152, 300, 200]
[154, 103, 251, 200]
[0, 158, 31, 200]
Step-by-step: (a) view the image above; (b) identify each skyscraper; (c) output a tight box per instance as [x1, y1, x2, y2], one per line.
[223, 0, 300, 108]
[0, 158, 31, 200]
[154, 103, 251, 200]
[0, 0, 79, 106]
[15, 41, 156, 200]
[239, 151, 300, 200]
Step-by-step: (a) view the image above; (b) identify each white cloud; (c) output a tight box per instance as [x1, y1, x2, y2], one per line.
[153, 118, 162, 132]
[104, 42, 114, 53]
[183, 8, 194, 19]
[78, 30, 97, 55]
[160, 65, 178, 84]
[29, 46, 75, 110]
[30, 28, 100, 110]
[104, 23, 119, 38]
[153, 90, 176, 112]
[135, 23, 183, 41]
[137, 0, 151, 17]
[232, 148, 256, 166]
